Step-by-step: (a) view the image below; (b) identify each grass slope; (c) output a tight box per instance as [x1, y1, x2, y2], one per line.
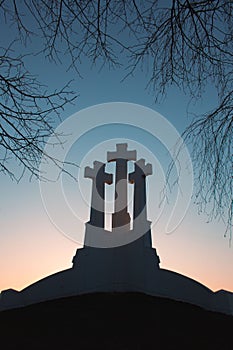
[0, 292, 232, 349]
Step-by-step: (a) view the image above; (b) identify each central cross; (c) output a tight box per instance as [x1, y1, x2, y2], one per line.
[107, 143, 136, 229]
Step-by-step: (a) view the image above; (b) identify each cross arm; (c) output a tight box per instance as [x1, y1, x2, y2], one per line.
[129, 159, 152, 183]
[84, 161, 104, 179]
[107, 143, 136, 162]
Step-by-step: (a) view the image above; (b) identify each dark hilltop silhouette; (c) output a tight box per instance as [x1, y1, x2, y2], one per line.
[0, 292, 232, 350]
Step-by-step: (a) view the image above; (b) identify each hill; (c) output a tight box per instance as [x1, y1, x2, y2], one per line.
[0, 292, 232, 349]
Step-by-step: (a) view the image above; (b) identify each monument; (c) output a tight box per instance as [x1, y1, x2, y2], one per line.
[0, 143, 232, 316]
[72, 143, 161, 289]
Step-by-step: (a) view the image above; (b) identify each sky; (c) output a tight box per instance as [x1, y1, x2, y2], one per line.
[0, 5, 232, 294]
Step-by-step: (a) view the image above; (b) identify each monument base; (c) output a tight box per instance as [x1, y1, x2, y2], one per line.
[73, 229, 160, 293]
[84, 220, 152, 248]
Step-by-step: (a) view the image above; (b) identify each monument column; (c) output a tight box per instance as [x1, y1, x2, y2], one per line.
[85, 161, 113, 228]
[129, 159, 160, 263]
[107, 143, 136, 229]
[129, 158, 152, 226]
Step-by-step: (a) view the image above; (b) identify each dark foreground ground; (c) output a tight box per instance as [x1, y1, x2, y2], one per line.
[0, 292, 232, 349]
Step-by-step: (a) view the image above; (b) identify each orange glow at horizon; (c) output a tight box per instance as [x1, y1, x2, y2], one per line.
[1, 224, 233, 294]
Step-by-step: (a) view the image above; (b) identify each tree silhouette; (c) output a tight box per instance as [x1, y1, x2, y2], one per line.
[0, 1, 232, 234]
[0, 45, 76, 180]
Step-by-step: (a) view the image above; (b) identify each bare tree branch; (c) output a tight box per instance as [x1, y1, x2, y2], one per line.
[0, 44, 77, 181]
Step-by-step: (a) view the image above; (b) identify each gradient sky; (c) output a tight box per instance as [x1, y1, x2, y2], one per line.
[0, 9, 232, 294]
